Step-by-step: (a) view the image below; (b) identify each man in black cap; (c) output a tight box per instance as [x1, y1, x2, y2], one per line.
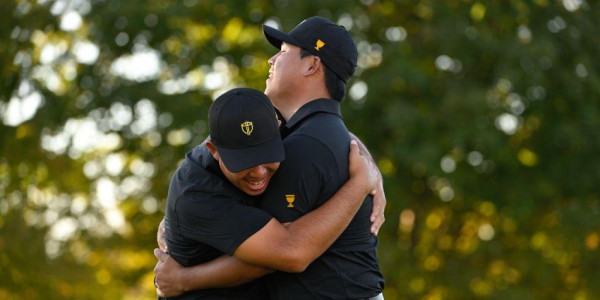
[157, 87, 379, 299]
[261, 15, 385, 300]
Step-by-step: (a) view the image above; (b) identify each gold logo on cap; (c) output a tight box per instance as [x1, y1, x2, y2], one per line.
[241, 121, 253, 136]
[315, 39, 325, 51]
[286, 194, 295, 208]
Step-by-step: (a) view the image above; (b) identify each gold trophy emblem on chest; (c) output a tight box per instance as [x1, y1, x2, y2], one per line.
[286, 195, 295, 208]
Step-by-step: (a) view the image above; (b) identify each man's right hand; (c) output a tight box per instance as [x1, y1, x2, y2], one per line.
[348, 140, 380, 195]
[154, 248, 186, 298]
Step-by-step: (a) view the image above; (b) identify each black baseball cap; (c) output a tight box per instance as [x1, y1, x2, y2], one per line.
[263, 16, 358, 83]
[209, 88, 285, 173]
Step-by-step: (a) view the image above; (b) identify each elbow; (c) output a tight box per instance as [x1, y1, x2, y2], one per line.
[287, 260, 309, 273]
[279, 250, 311, 273]
[281, 261, 309, 273]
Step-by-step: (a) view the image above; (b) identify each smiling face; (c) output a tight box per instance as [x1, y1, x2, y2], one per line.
[218, 159, 280, 196]
[265, 42, 307, 109]
[206, 141, 280, 196]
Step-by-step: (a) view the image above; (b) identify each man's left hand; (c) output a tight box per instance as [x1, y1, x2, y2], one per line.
[154, 248, 186, 297]
[370, 182, 386, 236]
[157, 219, 167, 252]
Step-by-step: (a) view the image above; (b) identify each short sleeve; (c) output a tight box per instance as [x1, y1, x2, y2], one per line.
[260, 134, 340, 222]
[174, 191, 273, 255]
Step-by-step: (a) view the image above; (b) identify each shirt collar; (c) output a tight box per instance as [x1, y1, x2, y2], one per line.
[284, 98, 342, 129]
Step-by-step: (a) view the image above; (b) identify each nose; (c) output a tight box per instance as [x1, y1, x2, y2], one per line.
[249, 165, 268, 177]
[268, 52, 279, 66]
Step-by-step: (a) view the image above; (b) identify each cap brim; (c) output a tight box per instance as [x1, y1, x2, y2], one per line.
[263, 25, 304, 50]
[217, 136, 285, 173]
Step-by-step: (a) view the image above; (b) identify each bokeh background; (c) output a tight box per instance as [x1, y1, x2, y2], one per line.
[1, 0, 599, 299]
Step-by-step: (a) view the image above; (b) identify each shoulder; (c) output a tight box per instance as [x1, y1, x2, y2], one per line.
[282, 134, 337, 167]
[175, 190, 250, 219]
[291, 113, 349, 149]
[297, 112, 348, 133]
[285, 116, 350, 165]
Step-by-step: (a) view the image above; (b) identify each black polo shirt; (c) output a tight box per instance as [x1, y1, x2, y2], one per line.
[164, 145, 272, 300]
[261, 98, 385, 299]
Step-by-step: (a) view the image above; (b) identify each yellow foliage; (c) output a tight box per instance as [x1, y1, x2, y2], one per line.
[409, 277, 425, 293]
[423, 254, 442, 271]
[426, 212, 442, 230]
[478, 201, 496, 217]
[96, 269, 111, 285]
[530, 232, 548, 250]
[585, 233, 599, 250]
[415, 3, 433, 20]
[185, 23, 217, 47]
[470, 2, 486, 22]
[518, 148, 538, 167]
[469, 278, 493, 297]
[222, 18, 243, 42]
[379, 1, 395, 15]
[16, 125, 33, 139]
[437, 235, 453, 250]
[378, 157, 397, 176]
[114, 250, 156, 271]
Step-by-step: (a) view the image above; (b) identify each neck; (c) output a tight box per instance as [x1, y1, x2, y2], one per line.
[272, 84, 330, 121]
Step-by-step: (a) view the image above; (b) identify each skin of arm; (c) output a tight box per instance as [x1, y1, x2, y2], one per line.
[154, 141, 378, 296]
[349, 132, 387, 236]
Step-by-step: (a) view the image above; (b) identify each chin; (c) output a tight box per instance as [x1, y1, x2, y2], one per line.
[245, 188, 266, 196]
[264, 88, 273, 98]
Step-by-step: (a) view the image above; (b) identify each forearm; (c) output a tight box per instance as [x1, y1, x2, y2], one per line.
[180, 256, 273, 290]
[284, 177, 368, 266]
[233, 179, 368, 272]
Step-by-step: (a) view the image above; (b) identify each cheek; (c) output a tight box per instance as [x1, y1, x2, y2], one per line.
[268, 168, 278, 177]
[225, 172, 244, 187]
[274, 57, 288, 73]
[233, 178, 250, 192]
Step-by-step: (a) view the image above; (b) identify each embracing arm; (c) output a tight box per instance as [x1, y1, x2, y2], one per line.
[154, 249, 273, 297]
[349, 132, 387, 236]
[155, 177, 369, 296]
[155, 218, 273, 297]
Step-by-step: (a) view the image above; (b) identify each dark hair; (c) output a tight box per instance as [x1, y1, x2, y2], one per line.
[300, 48, 347, 102]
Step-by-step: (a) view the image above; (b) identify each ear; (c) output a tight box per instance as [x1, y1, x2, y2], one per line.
[205, 140, 220, 161]
[303, 56, 323, 76]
